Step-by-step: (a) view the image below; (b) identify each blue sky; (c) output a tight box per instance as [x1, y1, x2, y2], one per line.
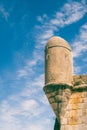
[0, 0, 87, 130]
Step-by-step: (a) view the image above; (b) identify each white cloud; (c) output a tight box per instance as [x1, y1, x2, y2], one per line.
[72, 23, 87, 58]
[0, 100, 19, 124]
[16, 48, 44, 80]
[0, 73, 48, 126]
[19, 74, 44, 100]
[16, 60, 37, 79]
[37, 16, 43, 22]
[69, 23, 87, 74]
[82, 0, 87, 4]
[30, 74, 44, 87]
[37, 14, 48, 23]
[83, 57, 87, 62]
[73, 63, 81, 74]
[21, 99, 38, 111]
[40, 30, 54, 40]
[0, 6, 9, 21]
[39, 95, 49, 106]
[17, 69, 28, 78]
[0, 89, 54, 130]
[53, 2, 87, 26]
[35, 1, 87, 48]
[1, 1, 87, 129]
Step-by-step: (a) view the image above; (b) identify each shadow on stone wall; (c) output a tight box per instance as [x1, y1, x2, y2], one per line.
[54, 118, 60, 130]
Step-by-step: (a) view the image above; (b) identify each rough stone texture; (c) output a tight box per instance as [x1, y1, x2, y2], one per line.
[45, 36, 73, 86]
[44, 76, 87, 130]
[61, 87, 87, 130]
[44, 84, 72, 123]
[73, 75, 87, 86]
[44, 36, 87, 130]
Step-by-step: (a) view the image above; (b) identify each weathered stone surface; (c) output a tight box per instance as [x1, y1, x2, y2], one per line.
[73, 75, 87, 86]
[60, 91, 87, 129]
[45, 73, 87, 130]
[51, 103, 58, 110]
[61, 117, 67, 125]
[49, 97, 55, 103]
[45, 36, 73, 86]
[44, 36, 87, 130]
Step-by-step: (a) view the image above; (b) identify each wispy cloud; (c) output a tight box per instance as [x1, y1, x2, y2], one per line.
[0, 5, 9, 21]
[35, 1, 87, 47]
[50, 1, 87, 26]
[19, 74, 44, 99]
[17, 69, 28, 79]
[72, 23, 87, 58]
[0, 75, 53, 129]
[73, 62, 81, 74]
[37, 14, 48, 23]
[70, 23, 87, 74]
[0, 1, 87, 129]
[16, 52, 43, 79]
[15, 1, 87, 79]
[34, 1, 87, 75]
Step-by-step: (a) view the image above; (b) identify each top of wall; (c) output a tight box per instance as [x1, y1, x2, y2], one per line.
[73, 75, 87, 91]
[73, 75, 87, 85]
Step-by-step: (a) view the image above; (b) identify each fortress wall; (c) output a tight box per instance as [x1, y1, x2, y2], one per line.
[61, 89, 87, 130]
[44, 36, 87, 130]
[44, 75, 87, 130]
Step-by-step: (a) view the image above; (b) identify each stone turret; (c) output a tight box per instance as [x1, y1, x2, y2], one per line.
[44, 36, 87, 130]
[45, 36, 73, 86]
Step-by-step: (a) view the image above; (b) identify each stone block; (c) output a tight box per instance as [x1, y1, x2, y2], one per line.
[82, 109, 87, 116]
[63, 125, 73, 130]
[69, 97, 83, 104]
[83, 103, 87, 109]
[63, 89, 71, 99]
[82, 116, 87, 123]
[55, 95, 68, 102]
[51, 102, 58, 110]
[83, 97, 87, 102]
[68, 110, 78, 125]
[66, 104, 72, 110]
[65, 111, 70, 118]
[61, 117, 68, 125]
[77, 109, 82, 117]
[49, 97, 55, 103]
[46, 93, 52, 98]
[78, 103, 84, 109]
[78, 124, 87, 130]
[72, 103, 78, 110]
[70, 92, 82, 99]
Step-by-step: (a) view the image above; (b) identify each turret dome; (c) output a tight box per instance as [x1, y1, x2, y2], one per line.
[45, 36, 71, 51]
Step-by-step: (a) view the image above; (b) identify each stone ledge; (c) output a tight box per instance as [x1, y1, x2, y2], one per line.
[72, 84, 87, 92]
[43, 83, 72, 93]
[73, 75, 87, 86]
[44, 84, 87, 93]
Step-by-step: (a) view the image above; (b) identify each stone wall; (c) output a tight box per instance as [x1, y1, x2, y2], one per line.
[61, 90, 87, 130]
[44, 75, 87, 130]
[44, 36, 87, 130]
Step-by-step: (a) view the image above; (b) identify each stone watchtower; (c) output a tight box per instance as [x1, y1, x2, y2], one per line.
[44, 36, 87, 130]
